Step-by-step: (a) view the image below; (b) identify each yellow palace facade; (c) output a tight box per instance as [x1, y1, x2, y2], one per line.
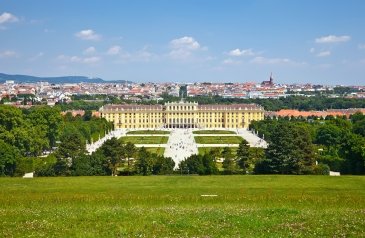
[99, 101, 264, 129]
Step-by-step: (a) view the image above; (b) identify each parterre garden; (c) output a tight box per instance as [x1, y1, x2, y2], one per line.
[126, 130, 170, 135]
[193, 130, 236, 134]
[194, 136, 243, 144]
[120, 136, 169, 144]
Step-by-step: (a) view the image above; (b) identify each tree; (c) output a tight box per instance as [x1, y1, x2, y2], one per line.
[222, 157, 238, 175]
[0, 140, 20, 176]
[152, 156, 175, 175]
[262, 122, 315, 174]
[221, 147, 233, 160]
[134, 147, 153, 175]
[99, 137, 125, 176]
[57, 133, 86, 159]
[178, 154, 217, 175]
[27, 106, 63, 147]
[339, 132, 365, 174]
[236, 140, 250, 173]
[353, 119, 365, 137]
[124, 142, 137, 175]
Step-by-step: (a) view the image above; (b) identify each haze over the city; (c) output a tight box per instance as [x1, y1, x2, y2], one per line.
[1, 0, 365, 85]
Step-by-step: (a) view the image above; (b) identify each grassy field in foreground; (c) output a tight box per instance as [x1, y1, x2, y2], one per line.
[195, 136, 243, 144]
[126, 130, 170, 135]
[193, 130, 236, 134]
[0, 176, 364, 237]
[120, 136, 168, 144]
[145, 147, 165, 156]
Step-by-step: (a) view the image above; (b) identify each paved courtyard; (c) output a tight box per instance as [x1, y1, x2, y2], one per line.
[164, 129, 198, 168]
[86, 128, 267, 167]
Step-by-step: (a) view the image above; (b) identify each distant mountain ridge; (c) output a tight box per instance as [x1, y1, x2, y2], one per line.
[0, 73, 131, 84]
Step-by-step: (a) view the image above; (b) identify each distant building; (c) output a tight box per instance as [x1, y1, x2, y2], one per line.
[261, 73, 274, 87]
[100, 101, 264, 129]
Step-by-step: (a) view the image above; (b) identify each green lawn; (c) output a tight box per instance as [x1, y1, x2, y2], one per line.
[0, 176, 364, 237]
[194, 136, 243, 144]
[198, 147, 238, 155]
[120, 136, 168, 144]
[193, 130, 236, 134]
[144, 147, 165, 156]
[126, 130, 170, 135]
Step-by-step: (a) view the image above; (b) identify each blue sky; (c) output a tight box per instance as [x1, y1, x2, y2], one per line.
[1, 0, 365, 85]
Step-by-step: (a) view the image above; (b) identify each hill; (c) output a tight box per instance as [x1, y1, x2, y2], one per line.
[0, 73, 131, 84]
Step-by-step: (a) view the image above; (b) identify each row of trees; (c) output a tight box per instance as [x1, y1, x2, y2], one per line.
[44, 94, 365, 112]
[34, 137, 175, 176]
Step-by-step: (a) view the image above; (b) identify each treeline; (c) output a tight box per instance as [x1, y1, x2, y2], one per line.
[184, 95, 365, 111]
[32, 137, 175, 177]
[249, 113, 365, 174]
[160, 94, 365, 111]
[0, 105, 112, 176]
[53, 94, 365, 112]
[62, 111, 113, 143]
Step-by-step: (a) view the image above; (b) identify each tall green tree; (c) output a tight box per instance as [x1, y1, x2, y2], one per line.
[262, 122, 315, 174]
[0, 140, 20, 176]
[339, 132, 365, 174]
[27, 106, 63, 147]
[124, 142, 137, 175]
[134, 147, 153, 175]
[236, 139, 250, 172]
[57, 133, 86, 159]
[99, 137, 125, 176]
[152, 156, 175, 175]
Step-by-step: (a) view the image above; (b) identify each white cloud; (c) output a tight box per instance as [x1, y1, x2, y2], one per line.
[170, 36, 200, 50]
[309, 48, 315, 53]
[250, 56, 292, 64]
[83, 47, 96, 55]
[75, 29, 101, 41]
[107, 45, 121, 55]
[0, 12, 18, 24]
[169, 36, 202, 60]
[315, 35, 350, 43]
[228, 48, 256, 57]
[316, 51, 331, 57]
[57, 54, 100, 64]
[358, 44, 365, 50]
[0, 50, 17, 58]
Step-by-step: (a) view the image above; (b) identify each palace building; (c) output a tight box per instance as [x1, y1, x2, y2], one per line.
[99, 101, 264, 129]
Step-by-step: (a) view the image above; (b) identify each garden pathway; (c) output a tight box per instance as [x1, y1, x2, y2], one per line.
[164, 129, 198, 168]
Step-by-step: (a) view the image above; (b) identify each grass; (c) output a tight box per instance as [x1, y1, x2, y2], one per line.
[0, 176, 364, 237]
[193, 130, 236, 134]
[195, 136, 243, 144]
[126, 130, 170, 135]
[144, 147, 165, 156]
[120, 136, 168, 144]
[198, 147, 238, 155]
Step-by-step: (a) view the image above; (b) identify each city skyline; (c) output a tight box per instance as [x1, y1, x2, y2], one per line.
[1, 1, 365, 84]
